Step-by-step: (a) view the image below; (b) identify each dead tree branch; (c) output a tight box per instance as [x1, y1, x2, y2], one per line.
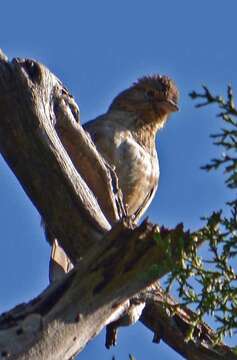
[0, 219, 187, 359]
[0, 52, 121, 262]
[140, 283, 236, 360]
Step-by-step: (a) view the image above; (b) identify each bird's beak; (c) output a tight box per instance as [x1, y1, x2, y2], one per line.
[158, 99, 179, 112]
[165, 99, 179, 112]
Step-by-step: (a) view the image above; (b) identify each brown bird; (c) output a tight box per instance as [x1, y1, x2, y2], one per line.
[85, 75, 179, 219]
[50, 74, 179, 282]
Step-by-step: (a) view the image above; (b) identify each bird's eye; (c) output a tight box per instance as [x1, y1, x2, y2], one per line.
[146, 90, 155, 98]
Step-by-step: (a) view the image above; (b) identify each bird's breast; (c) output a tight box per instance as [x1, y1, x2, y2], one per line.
[85, 119, 159, 218]
[111, 134, 159, 216]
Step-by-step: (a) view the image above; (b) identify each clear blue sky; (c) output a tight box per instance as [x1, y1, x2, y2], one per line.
[0, 1, 236, 359]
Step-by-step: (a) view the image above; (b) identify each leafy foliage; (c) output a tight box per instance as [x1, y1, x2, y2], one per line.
[166, 85, 237, 341]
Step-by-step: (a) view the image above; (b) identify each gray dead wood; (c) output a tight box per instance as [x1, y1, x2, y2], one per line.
[0, 219, 186, 360]
[0, 51, 123, 262]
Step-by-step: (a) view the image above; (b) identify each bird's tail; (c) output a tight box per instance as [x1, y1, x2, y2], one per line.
[49, 239, 74, 283]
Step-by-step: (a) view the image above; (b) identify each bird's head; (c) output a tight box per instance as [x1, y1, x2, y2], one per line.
[109, 74, 179, 128]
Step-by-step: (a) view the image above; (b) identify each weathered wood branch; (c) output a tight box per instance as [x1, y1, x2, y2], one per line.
[0, 225, 232, 360]
[53, 85, 126, 224]
[140, 283, 236, 360]
[0, 51, 123, 262]
[0, 220, 188, 359]
[0, 49, 236, 360]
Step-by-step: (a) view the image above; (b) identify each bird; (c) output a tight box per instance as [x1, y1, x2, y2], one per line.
[49, 74, 179, 282]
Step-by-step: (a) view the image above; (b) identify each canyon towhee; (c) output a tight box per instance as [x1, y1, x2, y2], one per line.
[50, 74, 179, 281]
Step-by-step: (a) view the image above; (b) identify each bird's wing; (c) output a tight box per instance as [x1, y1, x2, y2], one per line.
[83, 115, 116, 163]
[133, 177, 159, 223]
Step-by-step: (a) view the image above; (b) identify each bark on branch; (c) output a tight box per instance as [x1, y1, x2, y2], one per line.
[140, 284, 236, 360]
[0, 219, 188, 359]
[0, 49, 236, 360]
[0, 52, 124, 262]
